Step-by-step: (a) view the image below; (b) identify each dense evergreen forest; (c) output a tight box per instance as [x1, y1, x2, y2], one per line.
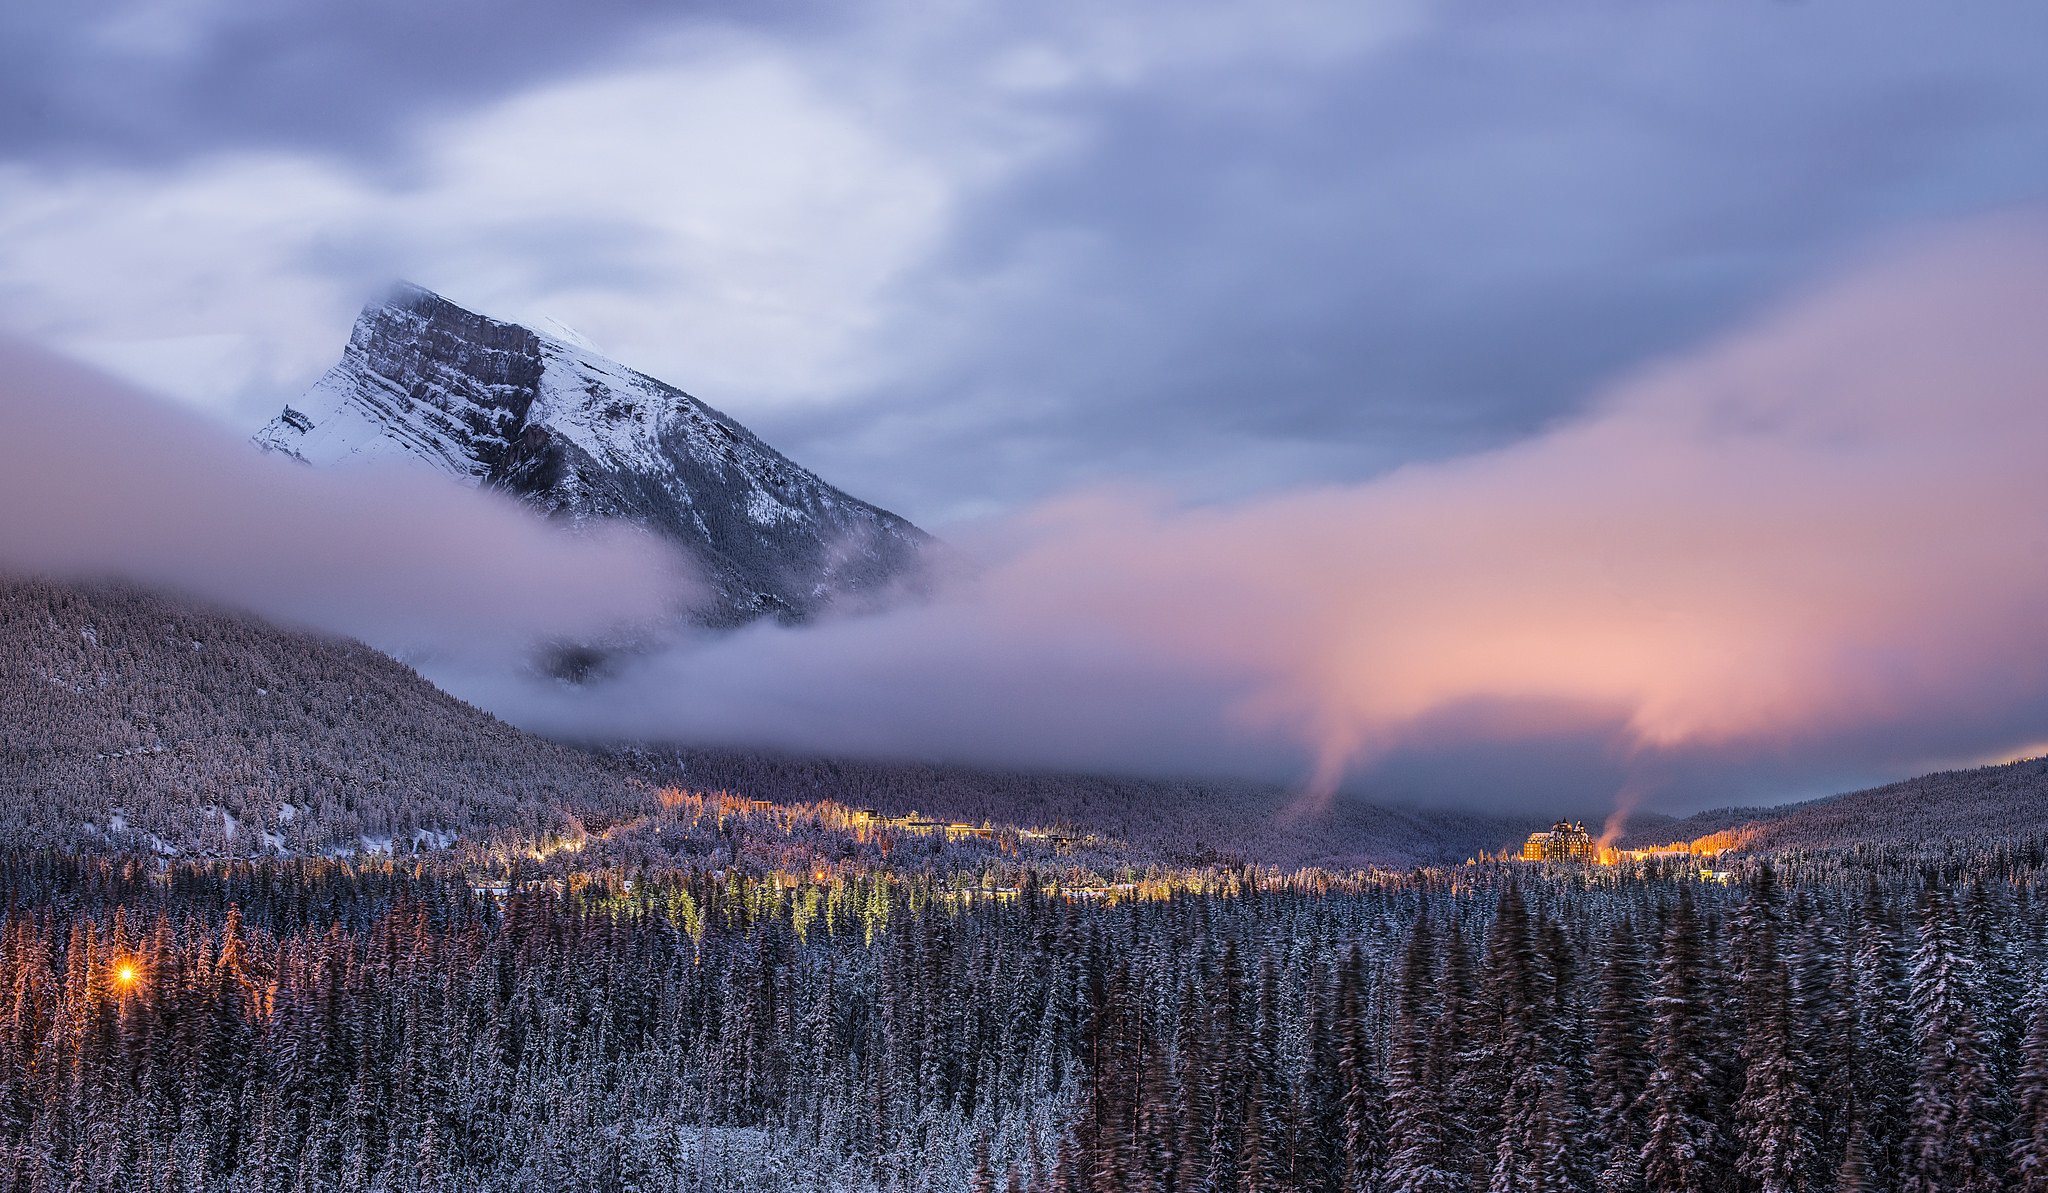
[4, 842, 2048, 1192]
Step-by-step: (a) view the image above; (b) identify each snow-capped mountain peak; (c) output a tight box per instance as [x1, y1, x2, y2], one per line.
[256, 283, 930, 625]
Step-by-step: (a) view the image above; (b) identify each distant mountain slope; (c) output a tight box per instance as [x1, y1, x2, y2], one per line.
[1624, 755, 2048, 854]
[628, 746, 1544, 870]
[255, 283, 930, 625]
[0, 576, 656, 854]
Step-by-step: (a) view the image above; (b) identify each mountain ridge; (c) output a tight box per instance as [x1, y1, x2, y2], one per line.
[1619, 754, 2048, 855]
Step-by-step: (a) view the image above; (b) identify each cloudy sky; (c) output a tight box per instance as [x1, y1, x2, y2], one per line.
[6, 0, 2048, 813]
[8, 0, 2047, 521]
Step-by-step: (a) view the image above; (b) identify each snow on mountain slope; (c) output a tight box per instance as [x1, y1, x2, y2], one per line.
[256, 283, 931, 625]
[0, 576, 659, 854]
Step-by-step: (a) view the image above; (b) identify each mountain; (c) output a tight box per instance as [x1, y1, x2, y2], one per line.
[18, 566, 2045, 868]
[254, 283, 930, 625]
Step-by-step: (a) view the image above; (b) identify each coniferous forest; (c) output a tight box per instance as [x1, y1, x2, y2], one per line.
[3, 844, 2047, 1192]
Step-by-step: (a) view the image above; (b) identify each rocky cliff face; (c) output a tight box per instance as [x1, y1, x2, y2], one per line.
[255, 284, 930, 625]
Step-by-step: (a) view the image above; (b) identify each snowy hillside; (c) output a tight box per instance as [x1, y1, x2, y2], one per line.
[1623, 754, 2048, 855]
[255, 283, 931, 625]
[0, 576, 673, 854]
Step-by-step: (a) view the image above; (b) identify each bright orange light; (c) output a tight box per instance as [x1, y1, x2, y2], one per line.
[114, 963, 138, 987]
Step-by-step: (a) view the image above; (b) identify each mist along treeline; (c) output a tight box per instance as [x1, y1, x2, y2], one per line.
[6, 848, 2048, 1193]
[634, 747, 1537, 872]
[0, 574, 1531, 874]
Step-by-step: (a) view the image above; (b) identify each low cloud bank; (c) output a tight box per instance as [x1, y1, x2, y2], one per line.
[0, 339, 692, 656]
[463, 215, 2048, 812]
[7, 215, 2048, 816]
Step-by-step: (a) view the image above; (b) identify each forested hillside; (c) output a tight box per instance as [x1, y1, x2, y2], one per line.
[0, 577, 655, 854]
[1630, 755, 2048, 855]
[11, 573, 2048, 873]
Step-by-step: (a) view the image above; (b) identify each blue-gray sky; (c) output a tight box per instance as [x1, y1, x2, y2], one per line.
[6, 0, 2047, 524]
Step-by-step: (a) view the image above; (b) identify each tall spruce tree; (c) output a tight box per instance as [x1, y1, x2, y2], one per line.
[1639, 890, 1725, 1193]
[1335, 945, 1388, 1192]
[1734, 864, 1817, 1193]
[1384, 918, 1466, 1193]
[1900, 889, 2005, 1193]
[1588, 918, 1651, 1193]
[1848, 881, 1913, 1190]
[2013, 982, 2048, 1193]
[1834, 1120, 1876, 1193]
[1437, 918, 1482, 1184]
[1481, 887, 1539, 1193]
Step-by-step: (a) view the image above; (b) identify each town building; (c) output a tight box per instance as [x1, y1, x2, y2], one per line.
[1520, 820, 1596, 863]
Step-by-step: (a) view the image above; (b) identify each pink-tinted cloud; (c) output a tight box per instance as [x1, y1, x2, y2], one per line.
[483, 213, 2048, 811]
[0, 338, 693, 654]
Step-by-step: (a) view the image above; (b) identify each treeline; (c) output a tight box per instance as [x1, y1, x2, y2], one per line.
[633, 746, 1536, 871]
[4, 847, 2048, 1190]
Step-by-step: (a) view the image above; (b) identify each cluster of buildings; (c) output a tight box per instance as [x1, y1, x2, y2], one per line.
[1520, 820, 1597, 864]
[844, 807, 999, 842]
[1516, 818, 1741, 881]
[844, 807, 1086, 848]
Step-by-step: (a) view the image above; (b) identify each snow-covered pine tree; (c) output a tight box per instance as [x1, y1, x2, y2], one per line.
[1480, 886, 1539, 1193]
[1848, 880, 1913, 1190]
[1900, 889, 2005, 1193]
[2010, 979, 2048, 1191]
[1588, 917, 1651, 1193]
[1639, 890, 1725, 1193]
[1384, 916, 1467, 1193]
[1834, 1118, 1877, 1193]
[1335, 944, 1389, 1192]
[1734, 864, 1817, 1193]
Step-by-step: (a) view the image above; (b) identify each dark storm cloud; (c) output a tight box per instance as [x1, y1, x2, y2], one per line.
[756, 0, 2048, 516]
[10, 1, 2048, 523]
[0, 0, 809, 166]
[7, 0, 2048, 813]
